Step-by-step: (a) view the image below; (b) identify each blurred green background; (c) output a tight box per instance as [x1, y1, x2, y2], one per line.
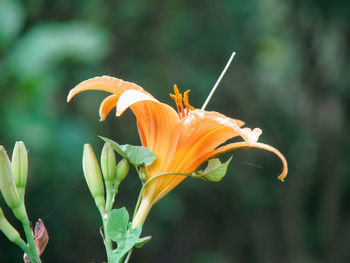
[0, 0, 349, 262]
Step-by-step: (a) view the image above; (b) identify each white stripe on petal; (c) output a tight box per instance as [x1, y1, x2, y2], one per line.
[116, 90, 158, 116]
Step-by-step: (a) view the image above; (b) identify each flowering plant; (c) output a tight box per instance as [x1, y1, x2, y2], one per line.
[0, 53, 287, 263]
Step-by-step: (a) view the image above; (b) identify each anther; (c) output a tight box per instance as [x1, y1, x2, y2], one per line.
[170, 85, 194, 119]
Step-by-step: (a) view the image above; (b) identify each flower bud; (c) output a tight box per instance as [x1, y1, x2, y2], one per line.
[101, 142, 116, 182]
[116, 159, 129, 183]
[0, 146, 21, 210]
[83, 144, 105, 208]
[11, 141, 28, 200]
[0, 206, 22, 243]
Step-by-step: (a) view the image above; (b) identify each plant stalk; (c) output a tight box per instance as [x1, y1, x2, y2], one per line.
[105, 189, 114, 213]
[99, 207, 113, 263]
[105, 180, 119, 213]
[22, 218, 42, 263]
[14, 239, 35, 262]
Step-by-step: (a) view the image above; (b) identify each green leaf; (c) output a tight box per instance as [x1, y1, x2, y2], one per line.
[135, 235, 152, 248]
[107, 208, 129, 242]
[100, 136, 156, 167]
[195, 157, 232, 182]
[107, 207, 143, 263]
[109, 226, 142, 263]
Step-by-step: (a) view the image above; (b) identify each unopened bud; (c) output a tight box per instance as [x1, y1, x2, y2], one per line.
[101, 142, 116, 182]
[0, 146, 21, 210]
[0, 206, 22, 243]
[116, 159, 129, 183]
[11, 141, 28, 200]
[83, 144, 105, 208]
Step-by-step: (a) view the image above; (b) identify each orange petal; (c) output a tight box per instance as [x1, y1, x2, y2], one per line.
[99, 94, 118, 121]
[131, 101, 180, 176]
[208, 141, 288, 181]
[129, 99, 181, 204]
[114, 90, 186, 205]
[150, 110, 247, 203]
[115, 89, 180, 175]
[67, 75, 156, 121]
[136, 120, 147, 147]
[67, 75, 145, 102]
[169, 109, 246, 172]
[116, 90, 158, 116]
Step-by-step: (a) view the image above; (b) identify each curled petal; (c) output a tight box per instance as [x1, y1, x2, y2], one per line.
[209, 141, 288, 182]
[67, 76, 144, 102]
[99, 94, 118, 121]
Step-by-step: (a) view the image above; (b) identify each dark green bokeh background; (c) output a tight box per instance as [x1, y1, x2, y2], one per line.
[0, 0, 349, 262]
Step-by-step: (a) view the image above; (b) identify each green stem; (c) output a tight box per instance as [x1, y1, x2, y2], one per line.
[101, 180, 122, 262]
[0, 218, 35, 261]
[105, 189, 114, 213]
[127, 171, 193, 263]
[99, 207, 113, 263]
[14, 239, 36, 262]
[22, 218, 42, 263]
[105, 181, 120, 213]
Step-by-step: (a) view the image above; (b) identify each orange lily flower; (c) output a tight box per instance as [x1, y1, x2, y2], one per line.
[67, 76, 288, 226]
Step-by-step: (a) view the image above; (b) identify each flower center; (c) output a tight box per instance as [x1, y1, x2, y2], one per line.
[170, 84, 194, 119]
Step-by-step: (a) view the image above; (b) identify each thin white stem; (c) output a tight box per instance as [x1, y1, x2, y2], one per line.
[201, 51, 236, 110]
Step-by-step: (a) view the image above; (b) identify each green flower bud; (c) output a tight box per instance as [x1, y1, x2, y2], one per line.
[101, 142, 116, 182]
[11, 141, 28, 200]
[83, 144, 105, 208]
[0, 146, 21, 210]
[116, 159, 129, 183]
[0, 206, 22, 243]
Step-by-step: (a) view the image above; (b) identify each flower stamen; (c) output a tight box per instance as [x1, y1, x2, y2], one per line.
[183, 90, 194, 115]
[170, 85, 194, 119]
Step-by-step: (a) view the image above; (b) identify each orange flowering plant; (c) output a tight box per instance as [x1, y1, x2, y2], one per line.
[0, 53, 287, 263]
[66, 54, 288, 263]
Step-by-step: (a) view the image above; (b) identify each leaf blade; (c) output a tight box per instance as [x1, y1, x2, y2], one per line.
[107, 207, 129, 242]
[195, 156, 232, 182]
[99, 136, 156, 167]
